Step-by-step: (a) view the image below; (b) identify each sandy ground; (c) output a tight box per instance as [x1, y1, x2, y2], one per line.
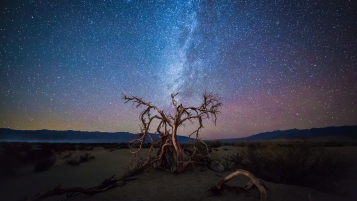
[1, 146, 357, 201]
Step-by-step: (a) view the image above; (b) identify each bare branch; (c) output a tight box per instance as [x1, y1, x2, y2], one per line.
[20, 175, 137, 201]
[170, 92, 178, 108]
[122, 94, 173, 126]
[216, 169, 267, 201]
[179, 92, 222, 126]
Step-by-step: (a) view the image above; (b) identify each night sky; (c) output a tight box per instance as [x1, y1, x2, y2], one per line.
[0, 0, 356, 139]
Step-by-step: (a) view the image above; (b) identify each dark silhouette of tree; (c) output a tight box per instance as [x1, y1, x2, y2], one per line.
[122, 91, 222, 173]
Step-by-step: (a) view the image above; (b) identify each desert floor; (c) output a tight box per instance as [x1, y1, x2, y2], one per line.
[1, 146, 357, 201]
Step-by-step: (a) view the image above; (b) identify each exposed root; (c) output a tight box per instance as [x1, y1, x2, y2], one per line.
[212, 169, 267, 201]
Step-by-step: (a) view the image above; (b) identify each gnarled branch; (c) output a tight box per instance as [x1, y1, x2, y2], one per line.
[215, 169, 267, 201]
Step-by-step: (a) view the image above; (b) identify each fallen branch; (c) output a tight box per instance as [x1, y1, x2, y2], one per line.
[18, 175, 138, 201]
[210, 169, 267, 201]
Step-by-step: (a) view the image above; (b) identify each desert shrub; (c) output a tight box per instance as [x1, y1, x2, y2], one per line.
[127, 142, 155, 149]
[221, 151, 248, 171]
[130, 143, 140, 149]
[235, 142, 247, 147]
[34, 157, 56, 172]
[26, 147, 56, 172]
[53, 143, 77, 153]
[100, 143, 118, 150]
[79, 152, 95, 163]
[323, 141, 346, 147]
[66, 157, 80, 166]
[86, 146, 94, 150]
[67, 152, 94, 166]
[77, 144, 87, 150]
[0, 143, 57, 175]
[208, 141, 222, 148]
[142, 143, 151, 148]
[222, 139, 353, 192]
[102, 144, 111, 149]
[192, 142, 210, 155]
[223, 142, 235, 146]
[118, 143, 130, 149]
[62, 151, 72, 159]
[153, 143, 160, 148]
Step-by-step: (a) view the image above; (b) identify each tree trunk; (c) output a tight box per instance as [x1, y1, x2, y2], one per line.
[171, 125, 185, 173]
[176, 152, 184, 173]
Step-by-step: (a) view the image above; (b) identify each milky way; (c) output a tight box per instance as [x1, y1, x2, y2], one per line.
[0, 0, 356, 139]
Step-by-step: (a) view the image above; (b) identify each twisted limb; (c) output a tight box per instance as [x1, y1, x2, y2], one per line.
[210, 169, 267, 201]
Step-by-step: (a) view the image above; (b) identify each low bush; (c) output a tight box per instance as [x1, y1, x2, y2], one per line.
[79, 152, 95, 163]
[208, 141, 222, 148]
[52, 143, 77, 153]
[66, 157, 80, 166]
[62, 151, 72, 159]
[223, 142, 235, 146]
[118, 143, 130, 149]
[77, 144, 87, 150]
[0, 143, 57, 174]
[66, 152, 95, 166]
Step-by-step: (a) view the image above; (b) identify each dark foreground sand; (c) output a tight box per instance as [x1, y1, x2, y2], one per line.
[1, 146, 357, 201]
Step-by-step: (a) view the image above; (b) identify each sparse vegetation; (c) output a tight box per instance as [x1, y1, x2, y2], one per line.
[62, 151, 72, 159]
[118, 143, 130, 149]
[220, 139, 354, 192]
[66, 157, 80, 166]
[3, 138, 355, 201]
[207, 141, 222, 148]
[66, 152, 95, 166]
[0, 143, 57, 173]
[79, 152, 95, 162]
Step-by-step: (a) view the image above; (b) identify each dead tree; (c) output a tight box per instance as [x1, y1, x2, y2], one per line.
[122, 92, 221, 173]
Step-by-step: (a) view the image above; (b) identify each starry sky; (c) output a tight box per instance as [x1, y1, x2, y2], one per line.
[0, 0, 356, 139]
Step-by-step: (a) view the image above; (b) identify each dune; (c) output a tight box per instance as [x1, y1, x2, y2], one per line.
[1, 146, 356, 201]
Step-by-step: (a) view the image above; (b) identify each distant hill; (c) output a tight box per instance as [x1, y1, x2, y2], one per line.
[0, 128, 191, 143]
[1, 125, 356, 143]
[217, 125, 357, 142]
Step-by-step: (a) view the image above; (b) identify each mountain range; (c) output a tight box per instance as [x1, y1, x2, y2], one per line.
[0, 128, 190, 143]
[216, 125, 357, 142]
[0, 125, 356, 143]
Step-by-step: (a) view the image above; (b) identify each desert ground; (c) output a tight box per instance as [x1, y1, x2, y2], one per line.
[1, 144, 357, 201]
